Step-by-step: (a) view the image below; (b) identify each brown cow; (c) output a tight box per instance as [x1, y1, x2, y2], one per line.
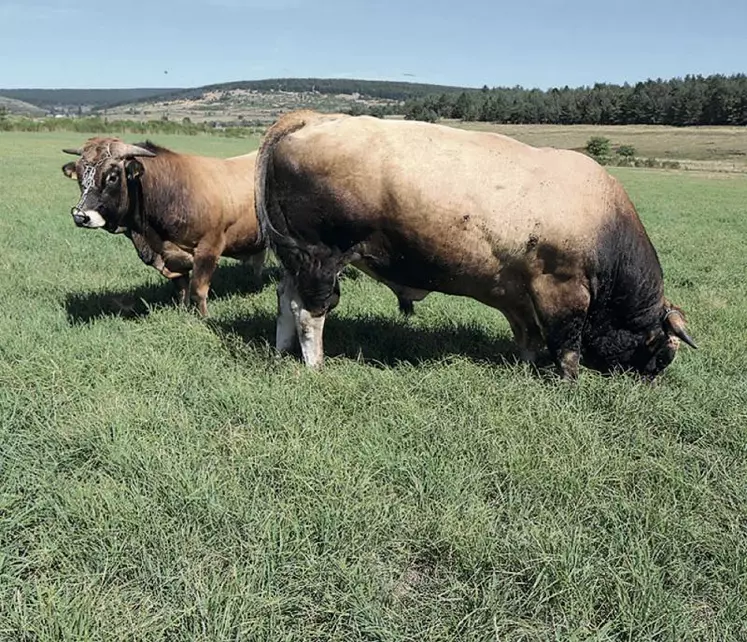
[255, 111, 697, 378]
[61, 138, 265, 316]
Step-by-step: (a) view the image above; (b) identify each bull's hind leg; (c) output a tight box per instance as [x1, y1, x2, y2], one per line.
[276, 273, 299, 353]
[529, 276, 590, 380]
[395, 286, 429, 317]
[276, 271, 329, 368]
[351, 260, 429, 317]
[247, 248, 267, 289]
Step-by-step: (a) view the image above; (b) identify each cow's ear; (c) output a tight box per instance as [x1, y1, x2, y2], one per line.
[62, 162, 77, 180]
[125, 158, 145, 181]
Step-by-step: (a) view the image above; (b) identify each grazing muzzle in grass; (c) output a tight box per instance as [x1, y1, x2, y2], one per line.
[582, 304, 697, 379]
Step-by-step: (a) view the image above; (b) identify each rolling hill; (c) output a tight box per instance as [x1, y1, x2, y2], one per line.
[0, 95, 46, 117]
[0, 79, 473, 112]
[0, 88, 185, 110]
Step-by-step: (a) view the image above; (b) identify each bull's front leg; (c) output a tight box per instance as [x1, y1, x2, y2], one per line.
[190, 238, 224, 317]
[126, 229, 190, 306]
[530, 276, 590, 380]
[170, 274, 190, 306]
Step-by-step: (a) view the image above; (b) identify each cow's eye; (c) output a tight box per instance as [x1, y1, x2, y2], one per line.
[107, 172, 119, 184]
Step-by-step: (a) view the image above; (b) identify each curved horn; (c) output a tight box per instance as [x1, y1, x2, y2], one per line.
[113, 142, 156, 159]
[664, 309, 698, 349]
[62, 147, 82, 156]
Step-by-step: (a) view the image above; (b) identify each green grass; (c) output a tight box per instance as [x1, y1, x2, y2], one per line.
[1, 131, 746, 641]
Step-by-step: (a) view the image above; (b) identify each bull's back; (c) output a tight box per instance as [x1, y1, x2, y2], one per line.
[145, 151, 259, 256]
[277, 116, 621, 286]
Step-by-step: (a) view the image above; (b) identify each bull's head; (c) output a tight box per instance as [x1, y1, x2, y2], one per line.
[61, 138, 155, 233]
[585, 299, 697, 379]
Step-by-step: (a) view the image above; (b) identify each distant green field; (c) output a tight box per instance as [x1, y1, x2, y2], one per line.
[1, 131, 746, 641]
[455, 122, 747, 173]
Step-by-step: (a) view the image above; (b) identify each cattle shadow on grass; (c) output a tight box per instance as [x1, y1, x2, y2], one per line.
[212, 309, 529, 369]
[64, 262, 281, 324]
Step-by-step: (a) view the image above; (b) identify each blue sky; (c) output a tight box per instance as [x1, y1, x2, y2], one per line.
[1, 0, 744, 89]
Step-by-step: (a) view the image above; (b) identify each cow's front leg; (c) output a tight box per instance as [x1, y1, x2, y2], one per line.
[190, 241, 223, 317]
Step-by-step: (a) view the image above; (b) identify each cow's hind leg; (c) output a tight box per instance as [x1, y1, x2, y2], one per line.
[530, 276, 590, 380]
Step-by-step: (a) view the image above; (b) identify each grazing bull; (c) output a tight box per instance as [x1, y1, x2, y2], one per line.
[61, 138, 265, 316]
[255, 110, 697, 378]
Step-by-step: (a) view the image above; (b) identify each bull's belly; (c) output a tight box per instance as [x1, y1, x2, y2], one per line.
[223, 221, 262, 261]
[354, 250, 509, 304]
[223, 240, 264, 262]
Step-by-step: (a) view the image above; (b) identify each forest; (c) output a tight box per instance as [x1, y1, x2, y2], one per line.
[400, 74, 747, 126]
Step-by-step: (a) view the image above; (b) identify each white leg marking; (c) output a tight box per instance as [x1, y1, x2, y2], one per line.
[292, 303, 326, 369]
[277, 273, 327, 368]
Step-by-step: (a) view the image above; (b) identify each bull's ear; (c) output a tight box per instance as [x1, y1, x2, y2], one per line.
[125, 158, 145, 181]
[62, 162, 78, 180]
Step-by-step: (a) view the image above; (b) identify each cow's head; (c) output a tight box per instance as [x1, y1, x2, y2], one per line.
[61, 137, 155, 233]
[585, 300, 697, 378]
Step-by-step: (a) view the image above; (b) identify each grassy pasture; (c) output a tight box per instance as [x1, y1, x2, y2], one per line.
[1, 130, 746, 641]
[454, 121, 747, 173]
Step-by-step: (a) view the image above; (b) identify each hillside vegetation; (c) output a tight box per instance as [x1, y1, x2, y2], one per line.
[100, 87, 399, 125]
[5, 74, 746, 129]
[0, 79, 471, 112]
[0, 96, 45, 117]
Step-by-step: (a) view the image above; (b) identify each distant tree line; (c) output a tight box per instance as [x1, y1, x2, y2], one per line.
[400, 75, 747, 126]
[0, 115, 260, 139]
